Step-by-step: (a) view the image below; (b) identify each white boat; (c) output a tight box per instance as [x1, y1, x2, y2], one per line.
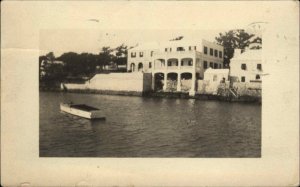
[60, 103, 105, 120]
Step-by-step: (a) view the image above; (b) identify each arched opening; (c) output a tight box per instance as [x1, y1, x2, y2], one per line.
[181, 72, 193, 92]
[138, 63, 143, 72]
[181, 58, 193, 66]
[154, 59, 165, 68]
[154, 73, 164, 91]
[166, 73, 178, 92]
[256, 74, 260, 80]
[167, 58, 178, 67]
[130, 63, 135, 72]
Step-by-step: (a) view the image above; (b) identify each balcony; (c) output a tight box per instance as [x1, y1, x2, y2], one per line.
[153, 50, 200, 59]
[153, 58, 194, 71]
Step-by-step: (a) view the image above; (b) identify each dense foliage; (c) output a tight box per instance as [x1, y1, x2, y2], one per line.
[215, 29, 262, 67]
[39, 44, 129, 87]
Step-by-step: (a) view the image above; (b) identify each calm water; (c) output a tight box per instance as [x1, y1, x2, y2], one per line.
[40, 92, 261, 157]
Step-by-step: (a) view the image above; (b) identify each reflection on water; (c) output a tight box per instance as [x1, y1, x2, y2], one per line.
[40, 92, 261, 157]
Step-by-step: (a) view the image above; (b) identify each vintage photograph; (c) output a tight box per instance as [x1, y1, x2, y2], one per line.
[39, 27, 263, 157]
[2, 1, 299, 186]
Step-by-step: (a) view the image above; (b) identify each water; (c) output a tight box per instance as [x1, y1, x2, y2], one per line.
[40, 92, 261, 157]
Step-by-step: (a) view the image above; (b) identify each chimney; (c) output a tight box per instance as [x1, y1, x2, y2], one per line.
[234, 49, 242, 57]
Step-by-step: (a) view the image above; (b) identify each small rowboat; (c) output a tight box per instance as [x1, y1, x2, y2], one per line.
[60, 103, 105, 120]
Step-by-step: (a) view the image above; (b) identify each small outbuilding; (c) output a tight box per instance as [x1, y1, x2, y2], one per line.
[230, 49, 262, 82]
[204, 68, 229, 83]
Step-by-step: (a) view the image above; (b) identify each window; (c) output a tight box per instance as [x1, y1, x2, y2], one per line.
[214, 63, 218, 69]
[149, 62, 152, 68]
[194, 46, 197, 50]
[151, 51, 154, 57]
[130, 63, 135, 72]
[241, 64, 247, 70]
[256, 74, 260, 80]
[257, 64, 262, 70]
[131, 52, 136, 58]
[177, 47, 185, 51]
[210, 48, 213, 56]
[241, 76, 245, 82]
[209, 62, 213, 68]
[138, 63, 143, 72]
[219, 51, 223, 58]
[214, 49, 218, 57]
[213, 75, 218, 82]
[188, 60, 193, 66]
[165, 48, 168, 52]
[170, 48, 172, 52]
[139, 52, 143, 57]
[204, 46, 208, 54]
[189, 46, 192, 51]
[204, 61, 208, 69]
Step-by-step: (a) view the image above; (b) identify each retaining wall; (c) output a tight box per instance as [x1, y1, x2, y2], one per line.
[232, 82, 262, 97]
[62, 73, 152, 93]
[197, 80, 261, 97]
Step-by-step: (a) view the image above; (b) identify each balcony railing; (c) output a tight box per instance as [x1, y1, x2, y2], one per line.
[153, 65, 193, 70]
[153, 50, 197, 56]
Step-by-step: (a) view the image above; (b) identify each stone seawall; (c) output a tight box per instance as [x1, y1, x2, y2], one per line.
[41, 75, 261, 103]
[145, 92, 261, 103]
[62, 88, 144, 96]
[41, 88, 261, 103]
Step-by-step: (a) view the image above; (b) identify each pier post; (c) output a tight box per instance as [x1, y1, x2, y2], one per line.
[163, 73, 167, 91]
[189, 73, 196, 96]
[178, 58, 181, 70]
[177, 73, 181, 92]
[151, 73, 155, 91]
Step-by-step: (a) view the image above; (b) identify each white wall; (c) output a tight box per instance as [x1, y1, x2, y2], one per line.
[201, 39, 224, 68]
[230, 59, 262, 82]
[204, 70, 229, 83]
[63, 73, 152, 92]
[127, 49, 158, 73]
[127, 39, 224, 74]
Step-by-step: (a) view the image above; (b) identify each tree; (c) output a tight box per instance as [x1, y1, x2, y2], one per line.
[99, 46, 113, 70]
[215, 29, 261, 67]
[39, 55, 47, 81]
[115, 44, 128, 58]
[113, 44, 128, 69]
[57, 52, 99, 77]
[57, 52, 80, 76]
[45, 52, 55, 62]
[39, 52, 66, 87]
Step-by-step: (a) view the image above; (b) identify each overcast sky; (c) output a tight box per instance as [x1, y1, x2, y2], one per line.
[2, 1, 272, 57]
[39, 29, 229, 56]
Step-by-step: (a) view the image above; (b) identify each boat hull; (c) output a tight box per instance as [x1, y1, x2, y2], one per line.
[60, 104, 105, 120]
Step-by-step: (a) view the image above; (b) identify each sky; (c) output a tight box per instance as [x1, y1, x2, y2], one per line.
[39, 29, 228, 56]
[2, 1, 273, 57]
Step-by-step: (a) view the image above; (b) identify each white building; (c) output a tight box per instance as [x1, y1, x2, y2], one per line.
[127, 39, 224, 95]
[230, 49, 262, 83]
[204, 68, 229, 83]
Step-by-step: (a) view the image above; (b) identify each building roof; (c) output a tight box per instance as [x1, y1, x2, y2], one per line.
[130, 38, 221, 51]
[204, 68, 229, 74]
[160, 39, 203, 48]
[232, 49, 261, 61]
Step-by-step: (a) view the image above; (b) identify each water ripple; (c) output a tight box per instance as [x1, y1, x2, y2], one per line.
[40, 92, 261, 157]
